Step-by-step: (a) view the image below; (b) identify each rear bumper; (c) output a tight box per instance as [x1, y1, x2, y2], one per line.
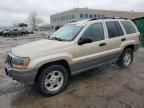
[5, 63, 37, 84]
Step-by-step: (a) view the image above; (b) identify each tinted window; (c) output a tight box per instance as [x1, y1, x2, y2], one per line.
[85, 14, 88, 18]
[80, 14, 84, 18]
[89, 14, 93, 18]
[94, 14, 97, 18]
[121, 21, 137, 34]
[106, 21, 124, 38]
[82, 23, 104, 42]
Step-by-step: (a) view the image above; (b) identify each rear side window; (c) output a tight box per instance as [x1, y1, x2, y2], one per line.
[83, 23, 104, 42]
[106, 21, 124, 38]
[121, 21, 137, 34]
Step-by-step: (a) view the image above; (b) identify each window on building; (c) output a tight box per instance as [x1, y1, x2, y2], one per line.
[61, 16, 63, 21]
[85, 14, 89, 18]
[102, 14, 105, 18]
[66, 16, 69, 20]
[121, 21, 137, 34]
[94, 14, 97, 18]
[89, 14, 93, 18]
[80, 14, 84, 18]
[63, 16, 66, 20]
[98, 14, 101, 18]
[69, 15, 72, 19]
[106, 21, 124, 38]
[82, 23, 104, 42]
[72, 15, 75, 19]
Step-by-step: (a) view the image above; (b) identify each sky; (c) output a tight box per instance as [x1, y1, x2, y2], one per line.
[0, 0, 144, 26]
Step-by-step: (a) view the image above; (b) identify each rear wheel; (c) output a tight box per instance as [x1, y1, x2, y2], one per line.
[36, 65, 69, 96]
[117, 48, 133, 68]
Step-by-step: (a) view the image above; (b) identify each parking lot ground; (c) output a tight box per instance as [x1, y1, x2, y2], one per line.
[0, 34, 144, 108]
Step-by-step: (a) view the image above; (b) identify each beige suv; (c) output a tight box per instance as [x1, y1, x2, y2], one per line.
[5, 18, 141, 96]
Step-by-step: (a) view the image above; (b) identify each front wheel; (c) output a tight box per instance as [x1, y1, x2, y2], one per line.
[36, 65, 69, 96]
[5, 33, 9, 37]
[21, 32, 25, 36]
[117, 48, 133, 68]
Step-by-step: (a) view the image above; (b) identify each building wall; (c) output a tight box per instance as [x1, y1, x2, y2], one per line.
[50, 8, 144, 30]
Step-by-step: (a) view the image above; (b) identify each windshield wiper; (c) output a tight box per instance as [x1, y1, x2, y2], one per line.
[49, 37, 66, 41]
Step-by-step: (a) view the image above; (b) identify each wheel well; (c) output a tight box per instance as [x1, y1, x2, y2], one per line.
[35, 60, 71, 82]
[124, 45, 134, 51]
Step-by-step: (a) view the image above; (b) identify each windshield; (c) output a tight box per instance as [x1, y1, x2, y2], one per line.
[50, 24, 84, 41]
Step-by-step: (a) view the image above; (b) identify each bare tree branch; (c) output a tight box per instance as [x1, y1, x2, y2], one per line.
[28, 11, 43, 30]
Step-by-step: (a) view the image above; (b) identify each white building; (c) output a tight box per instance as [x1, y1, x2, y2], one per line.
[50, 8, 144, 30]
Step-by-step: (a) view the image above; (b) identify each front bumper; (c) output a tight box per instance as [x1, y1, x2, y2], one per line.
[5, 63, 37, 84]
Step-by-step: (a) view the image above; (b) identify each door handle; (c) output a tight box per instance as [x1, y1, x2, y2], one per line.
[99, 43, 106, 47]
[121, 38, 126, 41]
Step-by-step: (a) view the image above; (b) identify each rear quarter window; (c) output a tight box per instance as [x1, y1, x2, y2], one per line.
[121, 21, 137, 34]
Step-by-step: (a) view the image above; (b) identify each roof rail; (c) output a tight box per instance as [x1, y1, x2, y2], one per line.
[88, 17, 128, 21]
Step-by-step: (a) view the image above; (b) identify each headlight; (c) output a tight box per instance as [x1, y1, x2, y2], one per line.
[12, 57, 30, 69]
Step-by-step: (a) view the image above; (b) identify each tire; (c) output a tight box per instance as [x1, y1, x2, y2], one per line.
[5, 33, 9, 37]
[117, 48, 133, 68]
[36, 65, 69, 96]
[21, 32, 25, 36]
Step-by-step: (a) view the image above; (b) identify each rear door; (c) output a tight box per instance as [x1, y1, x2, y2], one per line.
[120, 20, 140, 44]
[104, 21, 125, 58]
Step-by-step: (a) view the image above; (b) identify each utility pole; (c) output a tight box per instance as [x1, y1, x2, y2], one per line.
[74, 0, 78, 8]
[77, 0, 78, 8]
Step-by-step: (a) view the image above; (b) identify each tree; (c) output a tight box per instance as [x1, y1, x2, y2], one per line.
[39, 24, 52, 31]
[28, 11, 43, 30]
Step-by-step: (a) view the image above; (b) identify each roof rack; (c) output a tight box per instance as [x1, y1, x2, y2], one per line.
[88, 17, 128, 21]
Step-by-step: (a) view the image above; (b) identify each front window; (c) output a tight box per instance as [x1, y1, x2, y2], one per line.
[50, 24, 84, 41]
[82, 23, 104, 42]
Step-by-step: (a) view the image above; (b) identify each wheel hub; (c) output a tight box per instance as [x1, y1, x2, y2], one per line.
[123, 52, 132, 66]
[44, 71, 64, 92]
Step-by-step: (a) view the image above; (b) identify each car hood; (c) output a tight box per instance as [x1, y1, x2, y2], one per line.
[11, 39, 70, 57]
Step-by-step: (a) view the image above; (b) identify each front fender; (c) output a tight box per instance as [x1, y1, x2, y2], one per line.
[28, 53, 73, 69]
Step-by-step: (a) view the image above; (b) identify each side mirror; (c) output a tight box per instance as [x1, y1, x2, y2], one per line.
[78, 37, 93, 45]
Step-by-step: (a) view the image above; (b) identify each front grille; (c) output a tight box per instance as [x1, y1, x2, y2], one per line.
[6, 53, 13, 67]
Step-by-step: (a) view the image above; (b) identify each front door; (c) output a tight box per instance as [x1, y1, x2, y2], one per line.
[72, 22, 108, 72]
